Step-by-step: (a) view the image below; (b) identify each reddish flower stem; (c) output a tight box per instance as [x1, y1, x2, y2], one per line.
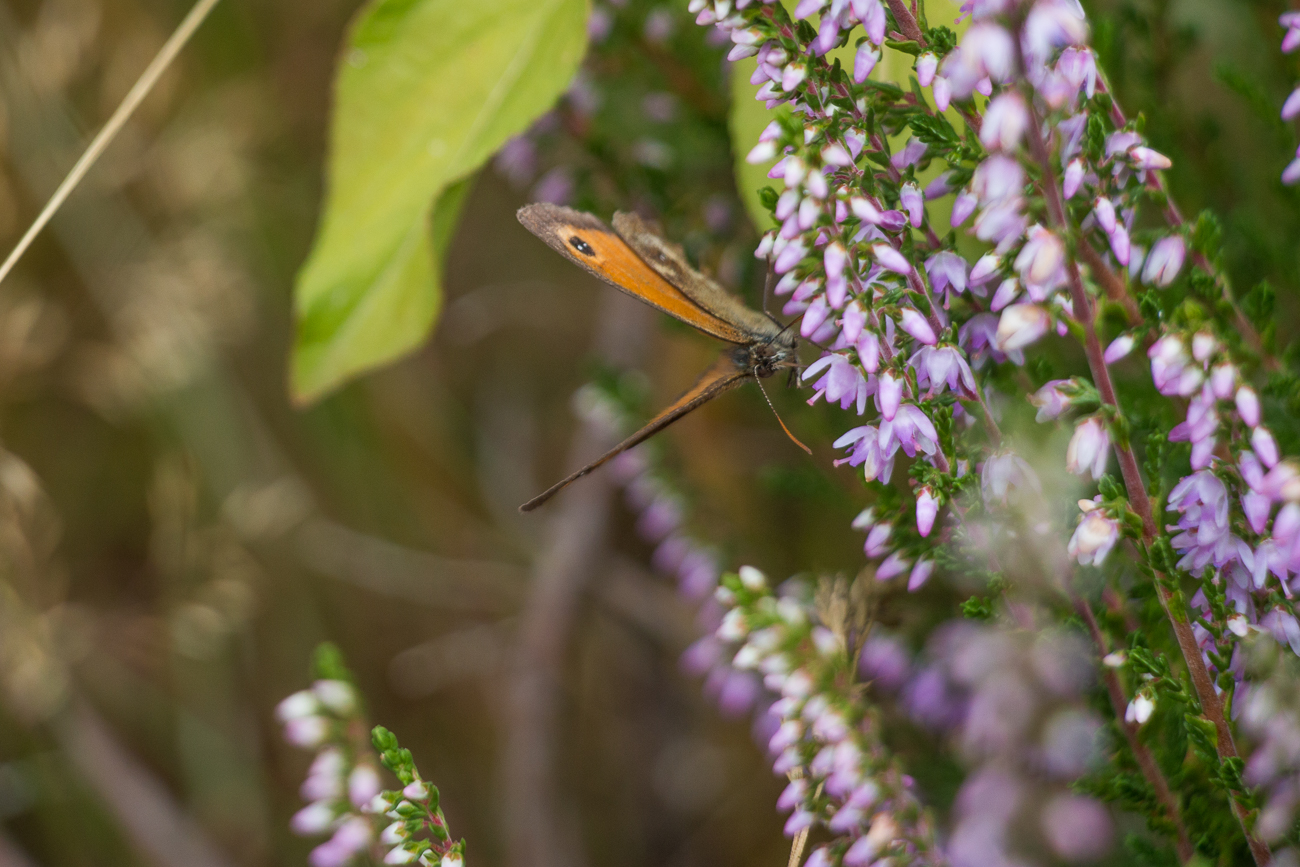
[1024, 101, 1273, 866]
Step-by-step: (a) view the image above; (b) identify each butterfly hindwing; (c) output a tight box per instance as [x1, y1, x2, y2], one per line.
[519, 353, 750, 511]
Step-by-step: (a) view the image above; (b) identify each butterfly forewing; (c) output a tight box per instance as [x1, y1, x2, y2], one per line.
[519, 353, 751, 512]
[518, 204, 753, 345]
[611, 211, 781, 341]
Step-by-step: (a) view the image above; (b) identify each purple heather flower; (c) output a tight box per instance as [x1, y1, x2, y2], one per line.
[1255, 427, 1281, 468]
[982, 452, 1041, 505]
[1148, 334, 1203, 396]
[882, 404, 940, 457]
[926, 250, 969, 301]
[856, 331, 881, 372]
[933, 75, 952, 110]
[969, 252, 1001, 286]
[980, 93, 1029, 152]
[803, 353, 870, 414]
[1069, 509, 1119, 566]
[1142, 236, 1185, 286]
[1030, 379, 1073, 421]
[995, 303, 1050, 352]
[943, 23, 1015, 97]
[1093, 197, 1117, 233]
[911, 345, 977, 397]
[1283, 12, 1300, 51]
[348, 765, 381, 809]
[1066, 416, 1110, 479]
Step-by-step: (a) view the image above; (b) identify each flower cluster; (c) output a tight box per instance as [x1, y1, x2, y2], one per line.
[686, 0, 1299, 858]
[1241, 638, 1300, 851]
[277, 646, 465, 867]
[712, 566, 942, 865]
[906, 623, 1114, 865]
[1282, 10, 1300, 185]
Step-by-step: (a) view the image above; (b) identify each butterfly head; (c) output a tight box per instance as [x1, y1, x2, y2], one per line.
[738, 333, 799, 379]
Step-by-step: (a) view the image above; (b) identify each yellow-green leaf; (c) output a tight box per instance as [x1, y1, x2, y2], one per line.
[292, 0, 590, 404]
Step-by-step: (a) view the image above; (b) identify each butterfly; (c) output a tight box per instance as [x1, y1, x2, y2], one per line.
[517, 203, 805, 512]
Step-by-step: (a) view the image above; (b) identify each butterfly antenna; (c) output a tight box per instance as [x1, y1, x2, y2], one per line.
[754, 374, 812, 454]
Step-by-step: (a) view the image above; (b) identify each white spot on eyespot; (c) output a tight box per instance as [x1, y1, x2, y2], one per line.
[347, 49, 367, 68]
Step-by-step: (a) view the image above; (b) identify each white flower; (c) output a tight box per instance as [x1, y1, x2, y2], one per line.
[738, 565, 767, 589]
[1066, 416, 1110, 480]
[1068, 511, 1119, 566]
[1125, 693, 1155, 725]
[313, 679, 356, 714]
[995, 304, 1050, 351]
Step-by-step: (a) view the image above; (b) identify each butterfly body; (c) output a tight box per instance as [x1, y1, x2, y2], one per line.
[517, 203, 800, 512]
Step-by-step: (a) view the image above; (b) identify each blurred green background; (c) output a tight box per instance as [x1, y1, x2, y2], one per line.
[0, 0, 1294, 866]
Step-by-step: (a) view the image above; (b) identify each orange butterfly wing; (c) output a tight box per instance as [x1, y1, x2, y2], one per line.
[517, 204, 754, 345]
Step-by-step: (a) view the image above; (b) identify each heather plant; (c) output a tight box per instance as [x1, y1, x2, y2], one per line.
[272, 0, 1300, 862]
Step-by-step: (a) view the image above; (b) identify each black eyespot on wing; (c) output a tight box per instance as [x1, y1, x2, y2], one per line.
[568, 236, 595, 256]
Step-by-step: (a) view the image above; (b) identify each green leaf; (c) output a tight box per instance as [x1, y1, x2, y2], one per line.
[291, 0, 590, 403]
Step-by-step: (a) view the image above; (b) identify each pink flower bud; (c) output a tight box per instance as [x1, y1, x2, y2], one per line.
[1129, 146, 1172, 170]
[853, 43, 881, 82]
[1062, 158, 1085, 199]
[1210, 363, 1236, 399]
[1254, 427, 1280, 468]
[857, 332, 880, 372]
[915, 487, 939, 537]
[990, 277, 1020, 311]
[872, 244, 913, 275]
[1104, 334, 1135, 363]
[876, 551, 911, 580]
[933, 75, 952, 111]
[841, 301, 866, 344]
[898, 308, 937, 345]
[1237, 386, 1261, 426]
[824, 242, 847, 281]
[746, 140, 777, 164]
[1093, 197, 1117, 234]
[951, 192, 978, 226]
[822, 143, 852, 166]
[1108, 223, 1131, 266]
[916, 52, 938, 86]
[907, 558, 935, 591]
[878, 373, 903, 420]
